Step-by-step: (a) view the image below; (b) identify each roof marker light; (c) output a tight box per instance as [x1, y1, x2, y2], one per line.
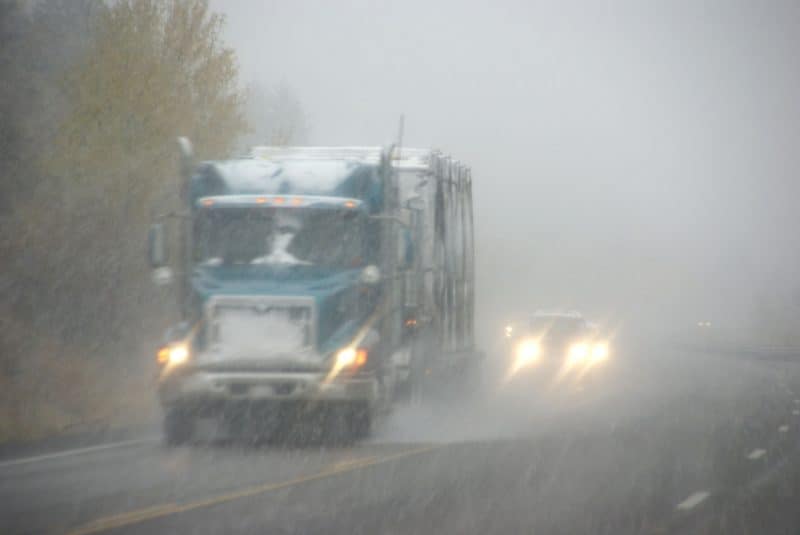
[256, 197, 268, 204]
[274, 197, 285, 205]
[201, 199, 214, 207]
[291, 197, 303, 206]
[344, 200, 357, 209]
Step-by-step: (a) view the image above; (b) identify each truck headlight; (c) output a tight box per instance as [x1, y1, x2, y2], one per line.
[335, 347, 368, 369]
[157, 344, 189, 366]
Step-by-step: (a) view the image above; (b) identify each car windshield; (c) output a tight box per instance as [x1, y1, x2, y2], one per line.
[193, 207, 366, 269]
[529, 317, 585, 339]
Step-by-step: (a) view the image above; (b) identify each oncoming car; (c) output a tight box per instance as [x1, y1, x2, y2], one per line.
[503, 311, 610, 382]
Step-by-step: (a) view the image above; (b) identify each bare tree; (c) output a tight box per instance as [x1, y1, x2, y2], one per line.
[242, 81, 310, 147]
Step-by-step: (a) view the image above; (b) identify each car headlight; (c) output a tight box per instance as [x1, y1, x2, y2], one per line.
[515, 339, 540, 365]
[157, 344, 190, 366]
[568, 343, 589, 363]
[591, 343, 609, 362]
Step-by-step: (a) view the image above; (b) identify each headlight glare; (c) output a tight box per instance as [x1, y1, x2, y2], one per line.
[158, 344, 189, 366]
[168, 345, 189, 365]
[592, 344, 608, 360]
[568, 343, 589, 363]
[515, 339, 540, 365]
[336, 348, 356, 367]
[336, 347, 368, 369]
[591, 343, 609, 361]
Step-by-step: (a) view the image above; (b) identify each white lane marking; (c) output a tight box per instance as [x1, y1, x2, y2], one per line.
[747, 448, 766, 460]
[779, 425, 790, 433]
[676, 491, 710, 511]
[0, 437, 158, 468]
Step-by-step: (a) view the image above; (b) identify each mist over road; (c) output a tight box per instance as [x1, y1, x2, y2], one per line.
[4, 342, 800, 534]
[4, 2, 800, 534]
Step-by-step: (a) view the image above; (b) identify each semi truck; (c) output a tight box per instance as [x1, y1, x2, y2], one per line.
[148, 140, 479, 444]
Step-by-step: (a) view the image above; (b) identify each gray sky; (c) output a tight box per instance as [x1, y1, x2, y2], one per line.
[213, 0, 800, 341]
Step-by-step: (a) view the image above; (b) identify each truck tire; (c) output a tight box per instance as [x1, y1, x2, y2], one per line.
[321, 404, 354, 446]
[163, 408, 193, 446]
[349, 403, 372, 440]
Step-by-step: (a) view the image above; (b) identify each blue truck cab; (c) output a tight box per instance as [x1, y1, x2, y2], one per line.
[149, 143, 479, 445]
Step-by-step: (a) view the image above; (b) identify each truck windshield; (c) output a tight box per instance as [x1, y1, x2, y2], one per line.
[193, 207, 366, 269]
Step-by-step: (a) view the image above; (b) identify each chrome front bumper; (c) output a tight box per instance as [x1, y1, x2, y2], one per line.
[158, 370, 379, 407]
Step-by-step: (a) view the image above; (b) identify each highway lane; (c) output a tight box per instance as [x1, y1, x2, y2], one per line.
[3, 344, 800, 534]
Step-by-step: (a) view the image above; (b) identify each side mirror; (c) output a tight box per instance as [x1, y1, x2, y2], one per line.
[148, 223, 168, 268]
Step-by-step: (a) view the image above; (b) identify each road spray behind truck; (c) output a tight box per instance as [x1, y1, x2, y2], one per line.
[148, 141, 479, 444]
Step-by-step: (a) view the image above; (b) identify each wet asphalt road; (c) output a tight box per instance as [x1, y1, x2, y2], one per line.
[3, 343, 800, 534]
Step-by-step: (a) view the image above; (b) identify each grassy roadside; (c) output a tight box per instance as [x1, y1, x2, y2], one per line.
[0, 337, 158, 444]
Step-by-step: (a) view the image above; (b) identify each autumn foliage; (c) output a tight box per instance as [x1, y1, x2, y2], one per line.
[0, 0, 247, 441]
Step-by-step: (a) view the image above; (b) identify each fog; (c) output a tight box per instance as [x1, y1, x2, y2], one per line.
[6, 3, 800, 531]
[214, 0, 800, 344]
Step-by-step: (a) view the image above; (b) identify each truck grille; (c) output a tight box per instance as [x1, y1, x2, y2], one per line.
[205, 296, 315, 357]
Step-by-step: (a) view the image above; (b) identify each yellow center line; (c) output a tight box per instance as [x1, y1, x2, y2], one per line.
[329, 456, 378, 470]
[65, 445, 439, 535]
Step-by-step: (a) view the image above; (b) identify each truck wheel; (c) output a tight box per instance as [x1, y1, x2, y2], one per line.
[322, 404, 354, 446]
[163, 408, 193, 446]
[349, 403, 372, 440]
